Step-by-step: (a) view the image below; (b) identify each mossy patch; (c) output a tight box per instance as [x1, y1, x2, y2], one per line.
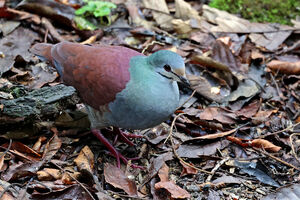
[209, 0, 300, 25]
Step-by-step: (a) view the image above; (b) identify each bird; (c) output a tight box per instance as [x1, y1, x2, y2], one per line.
[31, 42, 188, 168]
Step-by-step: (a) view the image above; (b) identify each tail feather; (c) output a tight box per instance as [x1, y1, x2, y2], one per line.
[30, 43, 53, 62]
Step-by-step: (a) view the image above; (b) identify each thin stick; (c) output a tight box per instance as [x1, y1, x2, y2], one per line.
[0, 139, 12, 160]
[164, 113, 184, 144]
[177, 90, 197, 110]
[289, 133, 300, 164]
[253, 148, 300, 171]
[165, 113, 212, 174]
[259, 122, 300, 138]
[206, 157, 230, 182]
[51, 161, 96, 200]
[142, 41, 165, 54]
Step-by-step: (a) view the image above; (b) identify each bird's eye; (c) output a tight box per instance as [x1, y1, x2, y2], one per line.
[164, 64, 171, 72]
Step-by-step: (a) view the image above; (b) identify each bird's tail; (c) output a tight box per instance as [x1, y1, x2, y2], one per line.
[30, 43, 53, 62]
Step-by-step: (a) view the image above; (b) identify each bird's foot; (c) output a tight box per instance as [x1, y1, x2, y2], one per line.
[112, 127, 143, 146]
[92, 129, 144, 169]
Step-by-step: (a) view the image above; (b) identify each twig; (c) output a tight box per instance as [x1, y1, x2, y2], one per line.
[164, 113, 184, 144]
[142, 41, 165, 54]
[108, 190, 148, 200]
[41, 17, 65, 42]
[253, 148, 300, 171]
[289, 133, 300, 164]
[51, 161, 96, 200]
[259, 122, 300, 138]
[177, 90, 197, 110]
[0, 139, 12, 160]
[165, 113, 212, 174]
[80, 35, 98, 45]
[269, 72, 285, 100]
[206, 157, 230, 182]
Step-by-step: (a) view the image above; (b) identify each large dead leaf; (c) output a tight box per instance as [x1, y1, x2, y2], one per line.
[251, 139, 281, 152]
[267, 60, 300, 75]
[0, 27, 38, 74]
[155, 162, 190, 199]
[155, 181, 190, 199]
[31, 184, 93, 200]
[104, 163, 137, 196]
[202, 5, 293, 51]
[175, 0, 200, 21]
[42, 133, 62, 162]
[198, 107, 236, 124]
[263, 184, 300, 200]
[176, 141, 228, 158]
[74, 145, 94, 174]
[143, 0, 173, 31]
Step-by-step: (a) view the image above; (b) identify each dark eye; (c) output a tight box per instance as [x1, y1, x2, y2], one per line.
[164, 64, 171, 72]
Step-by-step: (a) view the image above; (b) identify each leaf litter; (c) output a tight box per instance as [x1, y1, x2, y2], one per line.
[0, 0, 300, 199]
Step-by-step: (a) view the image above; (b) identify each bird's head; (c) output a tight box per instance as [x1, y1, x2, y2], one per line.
[148, 50, 190, 87]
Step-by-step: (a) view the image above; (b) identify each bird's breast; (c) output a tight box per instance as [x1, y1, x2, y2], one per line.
[106, 77, 180, 130]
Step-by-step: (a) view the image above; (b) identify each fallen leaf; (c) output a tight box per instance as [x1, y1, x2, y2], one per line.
[74, 145, 94, 174]
[175, 0, 200, 21]
[267, 60, 300, 75]
[251, 139, 281, 152]
[37, 168, 62, 181]
[180, 161, 197, 176]
[176, 141, 229, 158]
[0, 27, 38, 74]
[198, 107, 236, 124]
[155, 181, 190, 199]
[143, 0, 173, 31]
[31, 184, 93, 200]
[42, 133, 62, 162]
[234, 160, 280, 187]
[263, 183, 300, 200]
[158, 163, 169, 182]
[104, 163, 137, 196]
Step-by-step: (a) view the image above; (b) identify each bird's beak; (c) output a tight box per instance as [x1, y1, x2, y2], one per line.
[171, 68, 190, 87]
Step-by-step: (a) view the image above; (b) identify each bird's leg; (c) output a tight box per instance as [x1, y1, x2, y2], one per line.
[92, 129, 144, 169]
[112, 127, 143, 146]
[91, 129, 121, 168]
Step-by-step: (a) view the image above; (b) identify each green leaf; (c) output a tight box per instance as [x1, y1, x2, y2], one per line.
[74, 16, 97, 30]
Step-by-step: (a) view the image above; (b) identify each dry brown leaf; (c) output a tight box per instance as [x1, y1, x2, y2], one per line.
[180, 161, 197, 176]
[0, 185, 14, 200]
[267, 60, 300, 75]
[104, 163, 138, 196]
[199, 107, 236, 124]
[32, 136, 47, 152]
[190, 128, 236, 140]
[251, 139, 281, 152]
[37, 168, 62, 181]
[155, 181, 190, 199]
[42, 133, 62, 162]
[158, 163, 169, 182]
[74, 145, 94, 174]
[175, 0, 200, 21]
[2, 141, 41, 161]
[143, 0, 173, 30]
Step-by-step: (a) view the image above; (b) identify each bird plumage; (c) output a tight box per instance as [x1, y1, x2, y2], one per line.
[31, 42, 185, 130]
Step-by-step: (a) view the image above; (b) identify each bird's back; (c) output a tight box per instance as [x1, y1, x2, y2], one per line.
[31, 42, 144, 109]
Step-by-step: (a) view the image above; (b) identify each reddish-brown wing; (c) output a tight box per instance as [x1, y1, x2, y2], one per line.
[33, 42, 143, 110]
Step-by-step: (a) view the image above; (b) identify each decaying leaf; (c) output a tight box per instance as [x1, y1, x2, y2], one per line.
[74, 145, 94, 174]
[267, 60, 300, 75]
[251, 139, 281, 152]
[104, 163, 138, 196]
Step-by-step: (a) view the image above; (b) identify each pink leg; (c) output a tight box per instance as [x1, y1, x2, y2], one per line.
[113, 127, 143, 146]
[92, 129, 144, 169]
[92, 129, 121, 168]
